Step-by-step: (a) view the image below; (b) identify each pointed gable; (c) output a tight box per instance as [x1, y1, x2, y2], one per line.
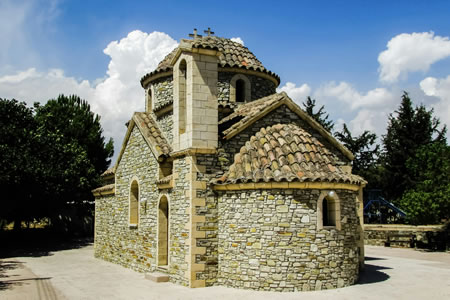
[116, 112, 172, 167]
[219, 92, 354, 161]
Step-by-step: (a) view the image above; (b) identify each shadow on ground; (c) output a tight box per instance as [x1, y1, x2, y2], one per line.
[0, 260, 24, 291]
[357, 263, 391, 285]
[0, 229, 93, 259]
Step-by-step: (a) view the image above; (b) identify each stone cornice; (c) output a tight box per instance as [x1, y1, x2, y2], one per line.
[213, 181, 362, 191]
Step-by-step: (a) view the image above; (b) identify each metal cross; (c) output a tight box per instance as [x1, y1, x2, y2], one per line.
[188, 28, 202, 39]
[204, 27, 215, 36]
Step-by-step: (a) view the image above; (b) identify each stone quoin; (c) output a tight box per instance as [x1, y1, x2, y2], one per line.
[92, 28, 366, 292]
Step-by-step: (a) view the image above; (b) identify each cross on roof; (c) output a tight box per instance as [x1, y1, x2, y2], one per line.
[204, 27, 215, 36]
[188, 28, 202, 39]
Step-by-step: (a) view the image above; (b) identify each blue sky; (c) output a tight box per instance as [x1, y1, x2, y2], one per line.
[1, 0, 450, 161]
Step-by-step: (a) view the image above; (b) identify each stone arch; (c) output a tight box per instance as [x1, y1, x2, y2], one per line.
[157, 195, 169, 266]
[317, 190, 341, 230]
[129, 177, 140, 226]
[230, 74, 251, 103]
[178, 59, 187, 134]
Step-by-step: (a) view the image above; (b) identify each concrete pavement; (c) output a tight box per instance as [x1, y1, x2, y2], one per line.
[1, 244, 449, 300]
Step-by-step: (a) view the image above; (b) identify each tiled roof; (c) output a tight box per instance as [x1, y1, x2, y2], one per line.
[101, 167, 115, 177]
[92, 184, 114, 194]
[219, 92, 355, 161]
[214, 123, 365, 185]
[220, 93, 286, 136]
[134, 112, 172, 157]
[141, 36, 279, 86]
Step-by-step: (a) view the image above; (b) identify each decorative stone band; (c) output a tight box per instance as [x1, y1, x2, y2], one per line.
[212, 181, 362, 191]
[153, 103, 173, 117]
[92, 184, 115, 196]
[141, 71, 173, 89]
[170, 147, 217, 158]
[219, 67, 279, 86]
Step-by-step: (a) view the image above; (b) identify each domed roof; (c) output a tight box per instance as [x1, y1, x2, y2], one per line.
[140, 35, 279, 86]
[214, 123, 365, 185]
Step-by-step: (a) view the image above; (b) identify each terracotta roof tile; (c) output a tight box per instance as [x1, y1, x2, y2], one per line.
[92, 184, 114, 194]
[134, 112, 172, 157]
[213, 123, 365, 185]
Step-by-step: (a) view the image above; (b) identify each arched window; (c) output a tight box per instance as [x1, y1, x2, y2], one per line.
[129, 180, 139, 226]
[317, 190, 341, 230]
[236, 79, 245, 102]
[158, 196, 169, 266]
[323, 196, 336, 226]
[230, 74, 251, 103]
[178, 60, 187, 134]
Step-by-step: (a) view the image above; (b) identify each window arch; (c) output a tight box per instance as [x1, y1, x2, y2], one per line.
[317, 190, 341, 230]
[230, 74, 251, 103]
[158, 195, 169, 266]
[178, 59, 187, 134]
[129, 180, 139, 226]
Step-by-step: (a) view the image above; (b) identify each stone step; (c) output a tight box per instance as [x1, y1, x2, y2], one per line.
[145, 272, 169, 283]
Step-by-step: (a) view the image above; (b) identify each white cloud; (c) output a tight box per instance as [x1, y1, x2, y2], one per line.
[230, 37, 244, 45]
[315, 81, 395, 110]
[378, 32, 450, 83]
[420, 75, 450, 132]
[277, 82, 311, 104]
[0, 68, 94, 102]
[0, 30, 178, 161]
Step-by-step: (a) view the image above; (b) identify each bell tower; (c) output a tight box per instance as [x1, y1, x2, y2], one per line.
[172, 30, 218, 152]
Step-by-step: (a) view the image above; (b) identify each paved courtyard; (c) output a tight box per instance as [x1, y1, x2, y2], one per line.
[1, 243, 449, 300]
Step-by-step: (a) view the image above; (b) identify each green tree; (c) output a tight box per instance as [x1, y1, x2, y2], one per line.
[382, 92, 446, 203]
[400, 142, 450, 224]
[0, 99, 40, 229]
[334, 123, 382, 189]
[302, 96, 334, 132]
[34, 95, 113, 216]
[0, 95, 113, 231]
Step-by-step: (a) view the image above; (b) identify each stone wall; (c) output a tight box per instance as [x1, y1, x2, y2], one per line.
[216, 189, 360, 291]
[194, 154, 222, 286]
[152, 76, 173, 111]
[156, 111, 173, 144]
[364, 224, 447, 249]
[167, 157, 191, 286]
[217, 72, 276, 107]
[94, 126, 159, 273]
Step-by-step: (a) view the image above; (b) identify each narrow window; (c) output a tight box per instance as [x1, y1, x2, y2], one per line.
[129, 181, 139, 225]
[323, 197, 336, 226]
[179, 60, 187, 134]
[158, 196, 169, 266]
[146, 87, 152, 112]
[236, 79, 245, 102]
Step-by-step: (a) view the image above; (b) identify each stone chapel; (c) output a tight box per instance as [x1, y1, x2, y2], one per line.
[93, 29, 366, 292]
